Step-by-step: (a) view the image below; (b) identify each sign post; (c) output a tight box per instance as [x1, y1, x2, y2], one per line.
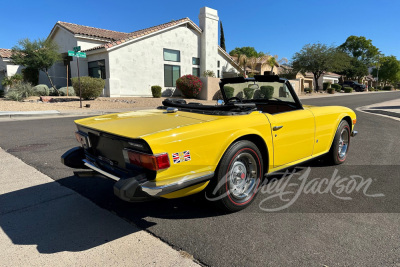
[68, 46, 86, 108]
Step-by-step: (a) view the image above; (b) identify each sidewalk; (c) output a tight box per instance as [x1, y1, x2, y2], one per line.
[0, 90, 398, 119]
[357, 97, 400, 121]
[0, 148, 199, 267]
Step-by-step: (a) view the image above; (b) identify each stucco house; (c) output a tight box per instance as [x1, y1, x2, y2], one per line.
[41, 7, 240, 97]
[0, 49, 23, 91]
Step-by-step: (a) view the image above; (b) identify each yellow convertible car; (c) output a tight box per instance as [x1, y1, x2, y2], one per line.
[62, 75, 357, 211]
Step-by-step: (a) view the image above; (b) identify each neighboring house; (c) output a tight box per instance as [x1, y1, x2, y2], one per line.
[318, 72, 341, 88]
[42, 7, 240, 97]
[0, 49, 23, 91]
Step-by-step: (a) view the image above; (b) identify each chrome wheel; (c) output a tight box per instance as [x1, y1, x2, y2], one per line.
[338, 128, 349, 159]
[228, 152, 258, 201]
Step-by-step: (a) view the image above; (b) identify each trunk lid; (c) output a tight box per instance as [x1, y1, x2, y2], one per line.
[75, 109, 220, 139]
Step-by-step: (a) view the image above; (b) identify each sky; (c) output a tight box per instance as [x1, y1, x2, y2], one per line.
[1, 0, 399, 61]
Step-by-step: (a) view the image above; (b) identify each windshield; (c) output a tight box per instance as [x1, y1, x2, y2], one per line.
[222, 81, 296, 104]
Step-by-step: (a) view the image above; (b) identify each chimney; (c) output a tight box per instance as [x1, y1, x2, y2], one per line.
[199, 7, 219, 76]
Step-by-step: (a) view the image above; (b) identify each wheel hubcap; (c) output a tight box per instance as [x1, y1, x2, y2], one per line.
[338, 128, 349, 159]
[229, 152, 258, 201]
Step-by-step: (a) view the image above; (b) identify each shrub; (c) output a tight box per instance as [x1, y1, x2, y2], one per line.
[33, 84, 50, 96]
[304, 87, 311, 93]
[5, 82, 34, 101]
[2, 73, 23, 88]
[344, 87, 353, 93]
[151, 85, 162, 98]
[369, 87, 375, 91]
[224, 86, 235, 99]
[22, 67, 39, 85]
[0, 90, 4, 98]
[71, 76, 105, 100]
[260, 86, 274, 99]
[331, 83, 341, 91]
[203, 70, 216, 78]
[327, 88, 335, 94]
[59, 86, 76, 96]
[383, 85, 393, 91]
[323, 82, 331, 90]
[243, 88, 255, 100]
[377, 86, 382, 90]
[176, 74, 202, 98]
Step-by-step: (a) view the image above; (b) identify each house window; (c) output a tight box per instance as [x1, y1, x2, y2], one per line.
[164, 49, 180, 62]
[192, 67, 200, 77]
[217, 60, 220, 67]
[217, 70, 220, 78]
[164, 65, 181, 87]
[88, 60, 106, 79]
[192, 57, 200, 65]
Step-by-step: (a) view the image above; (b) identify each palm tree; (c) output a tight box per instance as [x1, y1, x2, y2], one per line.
[266, 55, 288, 73]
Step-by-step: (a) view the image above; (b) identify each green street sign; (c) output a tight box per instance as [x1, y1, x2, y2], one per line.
[75, 52, 86, 58]
[73, 46, 81, 52]
[67, 51, 86, 58]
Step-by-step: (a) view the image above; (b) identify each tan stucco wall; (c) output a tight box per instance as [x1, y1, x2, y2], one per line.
[199, 77, 221, 100]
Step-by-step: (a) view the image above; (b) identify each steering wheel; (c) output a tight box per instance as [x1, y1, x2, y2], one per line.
[226, 97, 242, 104]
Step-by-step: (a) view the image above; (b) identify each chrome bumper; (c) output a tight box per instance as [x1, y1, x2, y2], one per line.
[351, 130, 358, 137]
[83, 159, 214, 202]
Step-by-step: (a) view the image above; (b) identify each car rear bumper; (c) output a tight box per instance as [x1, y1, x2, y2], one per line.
[61, 147, 214, 202]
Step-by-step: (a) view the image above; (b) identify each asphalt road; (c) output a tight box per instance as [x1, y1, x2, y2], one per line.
[1, 91, 399, 266]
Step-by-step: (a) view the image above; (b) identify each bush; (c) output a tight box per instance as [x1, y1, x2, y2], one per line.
[151, 85, 162, 98]
[323, 82, 331, 90]
[59, 86, 76, 96]
[176, 75, 202, 98]
[71, 76, 105, 100]
[304, 87, 311, 93]
[33, 84, 50, 96]
[203, 70, 216, 78]
[331, 83, 342, 92]
[0, 90, 4, 98]
[22, 68, 39, 85]
[383, 85, 393, 91]
[344, 87, 353, 93]
[377, 86, 382, 90]
[2, 73, 23, 88]
[243, 88, 255, 100]
[224, 86, 234, 99]
[369, 87, 375, 91]
[260, 86, 274, 99]
[327, 88, 335, 94]
[5, 82, 34, 101]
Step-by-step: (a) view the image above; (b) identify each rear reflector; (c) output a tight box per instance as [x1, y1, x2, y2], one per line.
[353, 119, 357, 125]
[125, 150, 170, 171]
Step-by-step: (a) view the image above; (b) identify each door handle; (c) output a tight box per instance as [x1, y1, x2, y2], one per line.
[273, 126, 283, 131]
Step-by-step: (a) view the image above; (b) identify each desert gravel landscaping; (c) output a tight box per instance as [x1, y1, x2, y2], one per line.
[0, 96, 217, 111]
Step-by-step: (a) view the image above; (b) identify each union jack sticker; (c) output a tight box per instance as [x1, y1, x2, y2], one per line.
[183, 150, 191, 161]
[172, 152, 181, 164]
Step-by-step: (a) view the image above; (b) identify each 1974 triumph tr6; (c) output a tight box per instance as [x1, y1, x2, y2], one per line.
[62, 74, 357, 211]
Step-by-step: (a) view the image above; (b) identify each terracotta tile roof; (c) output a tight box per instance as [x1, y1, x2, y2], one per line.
[0, 48, 12, 58]
[57, 21, 130, 41]
[83, 18, 202, 52]
[324, 72, 341, 77]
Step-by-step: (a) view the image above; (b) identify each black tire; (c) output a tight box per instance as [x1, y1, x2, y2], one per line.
[327, 120, 351, 165]
[205, 140, 263, 212]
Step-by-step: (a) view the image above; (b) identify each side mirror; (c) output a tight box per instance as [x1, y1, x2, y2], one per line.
[217, 99, 224, 105]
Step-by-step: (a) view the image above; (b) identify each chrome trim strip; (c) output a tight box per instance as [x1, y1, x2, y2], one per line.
[83, 159, 120, 182]
[141, 172, 214, 196]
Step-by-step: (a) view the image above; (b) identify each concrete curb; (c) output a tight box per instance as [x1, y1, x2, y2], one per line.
[356, 98, 400, 122]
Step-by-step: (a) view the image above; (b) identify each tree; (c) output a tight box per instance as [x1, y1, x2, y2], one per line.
[292, 43, 349, 91]
[229, 47, 264, 58]
[339, 36, 379, 64]
[338, 36, 379, 82]
[371, 56, 400, 84]
[11, 38, 61, 94]
[220, 21, 226, 51]
[266, 55, 288, 73]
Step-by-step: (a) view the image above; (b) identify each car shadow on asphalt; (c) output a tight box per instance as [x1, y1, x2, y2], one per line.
[0, 179, 141, 254]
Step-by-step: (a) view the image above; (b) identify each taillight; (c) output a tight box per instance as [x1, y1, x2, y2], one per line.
[125, 149, 170, 171]
[75, 132, 90, 148]
[353, 118, 357, 125]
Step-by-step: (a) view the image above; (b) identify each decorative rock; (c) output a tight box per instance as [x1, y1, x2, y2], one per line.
[40, 96, 54, 103]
